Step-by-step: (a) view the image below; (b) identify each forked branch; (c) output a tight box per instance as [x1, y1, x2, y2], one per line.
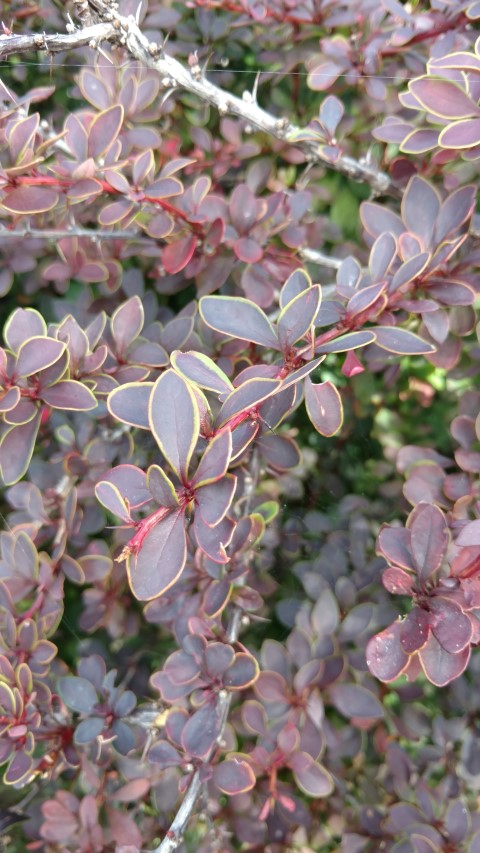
[0, 2, 394, 196]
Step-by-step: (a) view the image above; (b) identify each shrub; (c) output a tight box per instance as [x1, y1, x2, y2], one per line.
[0, 1, 478, 851]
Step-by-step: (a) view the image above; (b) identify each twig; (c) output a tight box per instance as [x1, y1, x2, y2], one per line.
[0, 9, 394, 196]
[300, 247, 344, 270]
[0, 22, 115, 58]
[151, 451, 261, 853]
[0, 225, 148, 241]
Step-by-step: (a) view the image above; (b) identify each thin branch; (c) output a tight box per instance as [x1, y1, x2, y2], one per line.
[0, 225, 147, 241]
[0, 8, 394, 196]
[0, 227, 346, 274]
[151, 451, 261, 853]
[0, 21, 115, 58]
[300, 247, 344, 270]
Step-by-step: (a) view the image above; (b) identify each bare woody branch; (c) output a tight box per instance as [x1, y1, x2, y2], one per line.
[0, 226, 345, 271]
[0, 7, 394, 196]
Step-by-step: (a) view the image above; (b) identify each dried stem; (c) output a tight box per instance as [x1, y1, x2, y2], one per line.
[0, 5, 394, 196]
[150, 451, 261, 853]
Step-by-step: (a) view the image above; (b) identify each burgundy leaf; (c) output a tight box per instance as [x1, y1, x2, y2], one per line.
[214, 758, 256, 795]
[329, 683, 384, 719]
[429, 598, 472, 654]
[149, 370, 199, 481]
[409, 77, 480, 120]
[88, 104, 124, 158]
[0, 413, 41, 485]
[200, 296, 279, 349]
[147, 465, 179, 507]
[418, 632, 470, 687]
[399, 608, 430, 654]
[127, 509, 186, 600]
[107, 382, 153, 429]
[41, 381, 97, 411]
[181, 701, 218, 759]
[366, 621, 409, 682]
[192, 429, 232, 488]
[2, 186, 58, 214]
[408, 502, 449, 579]
[373, 327, 435, 355]
[218, 378, 281, 428]
[15, 337, 65, 379]
[196, 474, 236, 526]
[277, 285, 321, 352]
[304, 378, 343, 437]
[171, 351, 233, 396]
[163, 234, 197, 275]
[223, 653, 259, 689]
[289, 752, 334, 797]
[111, 296, 144, 354]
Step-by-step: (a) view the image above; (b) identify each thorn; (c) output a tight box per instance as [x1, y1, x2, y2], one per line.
[252, 71, 261, 103]
[201, 50, 214, 77]
[160, 87, 176, 109]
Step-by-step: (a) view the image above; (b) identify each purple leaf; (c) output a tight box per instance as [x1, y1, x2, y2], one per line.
[329, 683, 384, 719]
[218, 378, 281, 428]
[399, 608, 430, 654]
[74, 717, 104, 744]
[192, 429, 232, 488]
[409, 77, 480, 120]
[0, 413, 41, 485]
[439, 118, 480, 149]
[234, 237, 263, 263]
[320, 94, 344, 136]
[418, 633, 470, 686]
[181, 700, 218, 759]
[289, 752, 334, 797]
[171, 351, 233, 395]
[434, 185, 476, 243]
[280, 268, 312, 309]
[2, 187, 58, 214]
[58, 676, 98, 713]
[429, 598, 472, 654]
[373, 326, 435, 355]
[94, 481, 133, 523]
[127, 509, 186, 600]
[41, 381, 97, 411]
[366, 621, 409, 682]
[97, 464, 150, 508]
[111, 296, 144, 355]
[457, 519, 480, 546]
[408, 502, 449, 579]
[149, 370, 199, 481]
[223, 653, 259, 689]
[214, 758, 256, 795]
[88, 104, 124, 158]
[401, 176, 440, 247]
[146, 177, 183, 199]
[200, 296, 279, 349]
[15, 337, 65, 378]
[277, 285, 321, 352]
[304, 378, 343, 437]
[163, 234, 197, 275]
[315, 331, 376, 353]
[107, 382, 153, 429]
[256, 433, 301, 470]
[196, 474, 236, 526]
[147, 465, 179, 507]
[193, 513, 235, 563]
[3, 307, 46, 352]
[378, 525, 413, 570]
